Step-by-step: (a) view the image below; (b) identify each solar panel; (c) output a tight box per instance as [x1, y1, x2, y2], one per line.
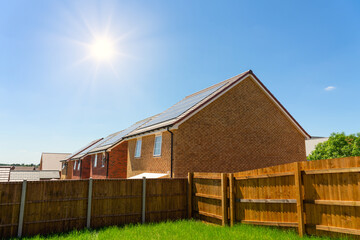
[139, 83, 225, 129]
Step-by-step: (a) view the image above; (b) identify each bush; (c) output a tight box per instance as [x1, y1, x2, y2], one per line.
[308, 132, 360, 160]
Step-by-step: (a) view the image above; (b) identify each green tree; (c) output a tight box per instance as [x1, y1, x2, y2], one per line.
[308, 132, 360, 160]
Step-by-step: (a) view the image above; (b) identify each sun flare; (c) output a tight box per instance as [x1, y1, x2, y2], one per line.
[90, 37, 115, 61]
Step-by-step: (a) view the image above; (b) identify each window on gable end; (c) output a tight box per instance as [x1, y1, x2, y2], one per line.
[135, 139, 142, 158]
[94, 155, 97, 167]
[101, 153, 105, 168]
[153, 135, 162, 156]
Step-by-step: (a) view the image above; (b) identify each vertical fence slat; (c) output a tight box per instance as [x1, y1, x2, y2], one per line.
[17, 180, 27, 238]
[188, 173, 193, 218]
[229, 173, 235, 227]
[294, 162, 305, 237]
[87, 178, 93, 229]
[142, 177, 146, 224]
[221, 173, 228, 226]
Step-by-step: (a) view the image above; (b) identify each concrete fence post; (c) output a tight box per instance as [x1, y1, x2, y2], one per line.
[87, 177, 93, 229]
[142, 177, 146, 224]
[17, 180, 27, 238]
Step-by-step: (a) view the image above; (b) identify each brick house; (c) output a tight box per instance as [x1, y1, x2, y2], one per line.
[63, 138, 103, 179]
[65, 70, 310, 179]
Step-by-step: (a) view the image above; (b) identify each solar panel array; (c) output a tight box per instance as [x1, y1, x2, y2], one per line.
[138, 83, 226, 129]
[66, 138, 103, 160]
[72, 134, 117, 158]
[88, 118, 152, 153]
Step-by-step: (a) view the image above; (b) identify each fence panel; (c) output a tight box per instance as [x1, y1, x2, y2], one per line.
[22, 180, 88, 236]
[0, 182, 22, 238]
[91, 179, 143, 228]
[233, 162, 298, 228]
[191, 172, 223, 225]
[301, 157, 360, 238]
[146, 179, 187, 222]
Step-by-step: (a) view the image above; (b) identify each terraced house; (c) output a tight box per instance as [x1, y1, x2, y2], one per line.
[63, 70, 310, 179]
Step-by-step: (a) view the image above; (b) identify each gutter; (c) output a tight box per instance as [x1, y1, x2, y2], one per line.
[167, 127, 174, 178]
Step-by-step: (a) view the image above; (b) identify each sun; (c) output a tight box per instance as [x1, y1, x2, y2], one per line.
[90, 37, 115, 61]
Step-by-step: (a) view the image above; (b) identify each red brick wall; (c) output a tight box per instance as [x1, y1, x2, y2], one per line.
[90, 153, 107, 179]
[81, 156, 91, 179]
[71, 160, 81, 179]
[108, 141, 128, 179]
[173, 76, 306, 177]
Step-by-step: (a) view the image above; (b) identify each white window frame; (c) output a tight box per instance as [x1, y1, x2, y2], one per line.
[73, 161, 77, 170]
[94, 155, 97, 167]
[153, 135, 162, 157]
[135, 138, 142, 158]
[77, 160, 81, 170]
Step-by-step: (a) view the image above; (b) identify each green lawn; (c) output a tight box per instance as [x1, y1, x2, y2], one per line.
[19, 220, 343, 240]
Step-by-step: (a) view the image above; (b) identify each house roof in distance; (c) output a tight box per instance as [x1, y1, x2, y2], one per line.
[305, 137, 329, 156]
[9, 170, 60, 182]
[0, 166, 11, 182]
[40, 153, 71, 170]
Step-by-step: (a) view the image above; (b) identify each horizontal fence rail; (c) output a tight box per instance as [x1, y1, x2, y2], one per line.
[189, 156, 360, 238]
[0, 178, 187, 238]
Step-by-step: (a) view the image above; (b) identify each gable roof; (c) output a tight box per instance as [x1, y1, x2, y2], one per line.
[69, 70, 310, 160]
[127, 70, 310, 139]
[40, 153, 71, 170]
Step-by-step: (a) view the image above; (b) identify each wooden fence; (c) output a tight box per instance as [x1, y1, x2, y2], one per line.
[0, 178, 187, 238]
[189, 157, 360, 238]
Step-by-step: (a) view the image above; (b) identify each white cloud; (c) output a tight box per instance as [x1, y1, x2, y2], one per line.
[324, 86, 336, 91]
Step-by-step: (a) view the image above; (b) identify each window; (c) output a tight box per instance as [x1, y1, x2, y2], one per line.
[77, 160, 81, 170]
[135, 139, 142, 158]
[94, 155, 97, 167]
[101, 153, 105, 168]
[73, 161, 77, 170]
[62, 163, 65, 169]
[153, 135, 162, 156]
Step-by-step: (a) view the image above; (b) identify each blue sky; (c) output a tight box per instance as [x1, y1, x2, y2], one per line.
[1, 0, 360, 164]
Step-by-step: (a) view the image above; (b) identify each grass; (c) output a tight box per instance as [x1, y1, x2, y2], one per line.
[18, 220, 343, 240]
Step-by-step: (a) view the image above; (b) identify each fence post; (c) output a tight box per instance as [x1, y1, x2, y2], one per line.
[188, 172, 193, 219]
[229, 173, 235, 227]
[142, 177, 146, 224]
[17, 180, 27, 238]
[294, 162, 305, 237]
[86, 177, 93, 229]
[221, 173, 228, 226]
